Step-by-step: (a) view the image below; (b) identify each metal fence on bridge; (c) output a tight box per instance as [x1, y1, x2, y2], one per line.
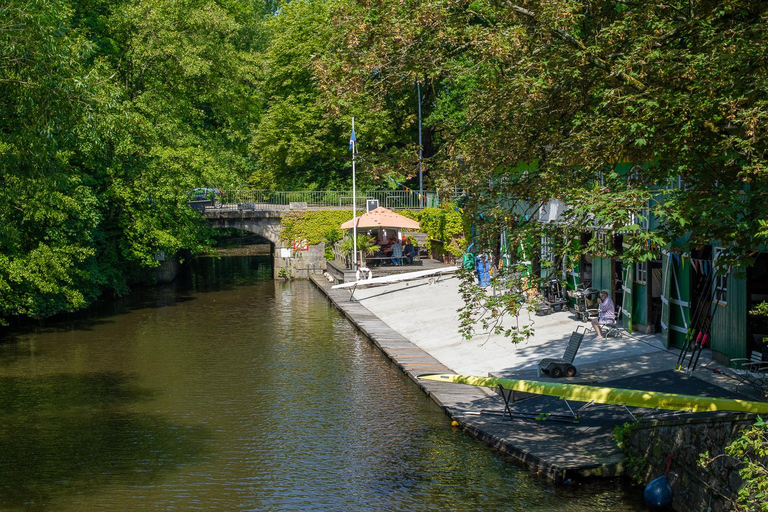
[222, 190, 442, 210]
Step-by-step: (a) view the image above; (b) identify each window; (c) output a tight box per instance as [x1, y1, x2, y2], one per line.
[595, 232, 609, 254]
[635, 261, 647, 284]
[631, 208, 650, 230]
[540, 235, 553, 263]
[714, 273, 728, 304]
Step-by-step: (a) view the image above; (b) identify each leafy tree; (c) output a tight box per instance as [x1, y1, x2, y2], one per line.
[700, 417, 768, 511]
[338, 235, 380, 265]
[252, 0, 433, 190]
[93, 0, 262, 273]
[322, 0, 768, 341]
[0, 0, 267, 323]
[0, 0, 116, 319]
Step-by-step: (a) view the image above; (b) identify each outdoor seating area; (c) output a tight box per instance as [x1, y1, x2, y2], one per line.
[339, 206, 424, 271]
[731, 349, 768, 394]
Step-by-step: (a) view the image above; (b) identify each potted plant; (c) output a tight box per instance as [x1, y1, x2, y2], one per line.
[338, 235, 380, 268]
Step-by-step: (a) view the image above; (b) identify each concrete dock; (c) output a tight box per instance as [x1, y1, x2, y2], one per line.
[309, 270, 761, 483]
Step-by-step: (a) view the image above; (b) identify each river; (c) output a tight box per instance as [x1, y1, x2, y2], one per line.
[0, 255, 647, 511]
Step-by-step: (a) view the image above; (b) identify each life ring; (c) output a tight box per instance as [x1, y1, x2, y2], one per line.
[356, 266, 372, 281]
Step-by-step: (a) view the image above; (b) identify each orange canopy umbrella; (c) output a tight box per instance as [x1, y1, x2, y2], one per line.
[340, 207, 420, 230]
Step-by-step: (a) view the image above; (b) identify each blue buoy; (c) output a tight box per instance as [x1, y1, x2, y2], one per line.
[644, 475, 672, 508]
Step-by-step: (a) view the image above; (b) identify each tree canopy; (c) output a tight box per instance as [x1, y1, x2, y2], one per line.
[316, 0, 768, 340]
[3, 0, 768, 322]
[0, 0, 263, 321]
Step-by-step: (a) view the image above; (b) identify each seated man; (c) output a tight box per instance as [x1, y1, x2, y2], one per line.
[403, 240, 416, 264]
[591, 289, 616, 340]
[390, 240, 403, 266]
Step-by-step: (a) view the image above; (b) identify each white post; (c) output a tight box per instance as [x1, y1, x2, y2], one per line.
[352, 117, 358, 269]
[417, 80, 423, 204]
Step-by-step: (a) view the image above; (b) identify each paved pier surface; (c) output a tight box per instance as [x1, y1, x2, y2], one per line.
[309, 272, 760, 482]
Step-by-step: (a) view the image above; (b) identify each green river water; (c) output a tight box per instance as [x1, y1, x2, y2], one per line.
[0, 255, 648, 511]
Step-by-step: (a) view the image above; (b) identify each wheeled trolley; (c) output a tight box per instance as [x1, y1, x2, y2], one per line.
[568, 286, 600, 322]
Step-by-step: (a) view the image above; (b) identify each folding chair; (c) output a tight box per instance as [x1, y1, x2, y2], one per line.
[731, 350, 768, 393]
[600, 321, 623, 339]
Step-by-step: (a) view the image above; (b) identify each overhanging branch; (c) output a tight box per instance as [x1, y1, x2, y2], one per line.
[506, 1, 647, 92]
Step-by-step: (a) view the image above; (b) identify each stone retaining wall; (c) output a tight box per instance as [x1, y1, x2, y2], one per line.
[274, 243, 326, 279]
[626, 414, 757, 512]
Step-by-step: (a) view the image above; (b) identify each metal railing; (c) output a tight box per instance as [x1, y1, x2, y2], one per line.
[221, 190, 441, 210]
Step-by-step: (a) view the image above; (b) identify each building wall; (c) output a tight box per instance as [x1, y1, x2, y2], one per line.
[633, 280, 649, 329]
[710, 272, 748, 364]
[592, 256, 612, 292]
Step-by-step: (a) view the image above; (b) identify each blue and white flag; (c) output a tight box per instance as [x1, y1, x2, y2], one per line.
[349, 127, 356, 152]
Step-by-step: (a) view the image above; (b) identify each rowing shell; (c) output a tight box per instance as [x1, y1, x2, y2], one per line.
[331, 266, 458, 289]
[419, 374, 768, 414]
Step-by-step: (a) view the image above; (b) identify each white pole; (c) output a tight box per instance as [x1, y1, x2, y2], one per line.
[417, 81, 423, 204]
[352, 116, 358, 269]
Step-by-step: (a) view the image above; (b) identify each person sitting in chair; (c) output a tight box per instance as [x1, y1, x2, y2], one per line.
[591, 289, 615, 340]
[403, 239, 416, 264]
[390, 239, 403, 266]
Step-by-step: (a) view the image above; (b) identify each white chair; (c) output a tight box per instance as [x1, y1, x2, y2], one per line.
[600, 321, 623, 338]
[588, 307, 622, 338]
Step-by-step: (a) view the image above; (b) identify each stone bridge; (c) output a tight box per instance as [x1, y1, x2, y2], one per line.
[203, 207, 287, 246]
[198, 192, 437, 278]
[202, 206, 335, 279]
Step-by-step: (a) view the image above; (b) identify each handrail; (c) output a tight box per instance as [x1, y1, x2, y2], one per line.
[220, 190, 441, 209]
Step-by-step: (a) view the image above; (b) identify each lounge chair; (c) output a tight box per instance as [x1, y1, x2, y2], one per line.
[731, 350, 768, 393]
[538, 326, 586, 378]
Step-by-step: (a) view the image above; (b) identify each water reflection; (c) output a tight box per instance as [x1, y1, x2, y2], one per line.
[0, 373, 206, 510]
[0, 256, 645, 511]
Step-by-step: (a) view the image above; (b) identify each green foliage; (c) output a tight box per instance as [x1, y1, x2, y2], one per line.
[0, 0, 114, 319]
[277, 266, 292, 280]
[338, 236, 380, 260]
[727, 417, 768, 511]
[750, 302, 768, 318]
[251, 0, 347, 189]
[611, 419, 647, 485]
[700, 417, 768, 511]
[416, 207, 467, 256]
[612, 420, 641, 453]
[457, 268, 535, 343]
[0, 0, 264, 322]
[280, 210, 355, 250]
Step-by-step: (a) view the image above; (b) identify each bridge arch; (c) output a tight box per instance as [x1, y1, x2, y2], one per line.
[202, 208, 328, 280]
[205, 210, 284, 247]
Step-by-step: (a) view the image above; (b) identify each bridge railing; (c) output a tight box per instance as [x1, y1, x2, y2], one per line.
[221, 190, 442, 210]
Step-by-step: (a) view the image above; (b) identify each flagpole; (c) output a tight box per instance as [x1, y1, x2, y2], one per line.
[351, 116, 358, 270]
[417, 80, 423, 205]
